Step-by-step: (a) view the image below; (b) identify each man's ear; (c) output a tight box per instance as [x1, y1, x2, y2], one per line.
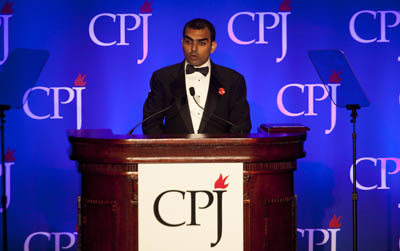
[211, 41, 217, 53]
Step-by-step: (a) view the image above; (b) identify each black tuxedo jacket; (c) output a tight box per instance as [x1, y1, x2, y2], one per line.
[142, 61, 251, 134]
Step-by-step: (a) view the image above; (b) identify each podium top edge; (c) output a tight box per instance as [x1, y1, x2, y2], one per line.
[67, 129, 307, 142]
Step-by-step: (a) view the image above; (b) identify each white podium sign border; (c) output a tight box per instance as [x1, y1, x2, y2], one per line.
[138, 162, 243, 251]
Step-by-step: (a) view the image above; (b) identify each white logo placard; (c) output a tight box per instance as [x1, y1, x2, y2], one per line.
[138, 163, 243, 251]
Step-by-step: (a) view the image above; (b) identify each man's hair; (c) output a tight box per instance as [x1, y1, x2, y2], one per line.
[183, 18, 216, 42]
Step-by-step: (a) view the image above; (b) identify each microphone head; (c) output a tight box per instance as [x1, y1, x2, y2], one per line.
[189, 87, 195, 97]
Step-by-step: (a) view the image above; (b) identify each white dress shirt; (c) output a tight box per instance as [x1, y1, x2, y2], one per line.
[185, 59, 211, 133]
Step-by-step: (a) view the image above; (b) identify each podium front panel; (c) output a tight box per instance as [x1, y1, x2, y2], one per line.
[68, 130, 306, 251]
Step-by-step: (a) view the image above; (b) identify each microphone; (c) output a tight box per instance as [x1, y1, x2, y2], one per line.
[189, 87, 195, 97]
[128, 103, 174, 135]
[129, 95, 186, 135]
[188, 87, 236, 128]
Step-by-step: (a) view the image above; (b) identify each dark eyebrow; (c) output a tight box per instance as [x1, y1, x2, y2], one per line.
[184, 35, 194, 41]
[184, 35, 209, 42]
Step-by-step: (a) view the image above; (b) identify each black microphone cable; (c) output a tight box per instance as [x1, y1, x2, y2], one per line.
[188, 87, 236, 128]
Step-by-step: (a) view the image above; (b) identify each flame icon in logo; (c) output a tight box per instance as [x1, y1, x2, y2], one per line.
[329, 214, 342, 228]
[279, 0, 292, 12]
[1, 1, 13, 14]
[74, 73, 87, 87]
[214, 174, 229, 189]
[140, 0, 154, 14]
[329, 69, 342, 83]
[4, 149, 15, 162]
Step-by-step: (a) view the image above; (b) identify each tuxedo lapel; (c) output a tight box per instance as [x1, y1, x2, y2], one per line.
[198, 64, 221, 133]
[171, 63, 194, 133]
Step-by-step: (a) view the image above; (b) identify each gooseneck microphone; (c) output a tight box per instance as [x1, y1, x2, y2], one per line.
[128, 103, 174, 135]
[188, 87, 236, 128]
[189, 87, 196, 98]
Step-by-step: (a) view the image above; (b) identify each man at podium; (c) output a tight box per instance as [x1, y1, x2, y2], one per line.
[142, 18, 251, 134]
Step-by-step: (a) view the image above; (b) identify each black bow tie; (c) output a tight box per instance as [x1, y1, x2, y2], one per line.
[186, 64, 209, 76]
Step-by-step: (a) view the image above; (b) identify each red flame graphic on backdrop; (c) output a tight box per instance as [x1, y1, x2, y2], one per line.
[329, 69, 342, 83]
[4, 149, 16, 162]
[214, 174, 229, 189]
[140, 0, 154, 13]
[1, 1, 13, 14]
[329, 214, 342, 228]
[279, 0, 292, 12]
[74, 73, 87, 86]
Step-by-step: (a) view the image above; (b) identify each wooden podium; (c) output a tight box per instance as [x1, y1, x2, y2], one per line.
[68, 126, 307, 251]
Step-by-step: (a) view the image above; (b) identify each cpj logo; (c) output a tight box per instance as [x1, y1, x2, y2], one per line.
[277, 70, 341, 134]
[153, 174, 229, 247]
[0, 0, 13, 65]
[24, 231, 77, 251]
[297, 214, 342, 251]
[23, 73, 87, 129]
[227, 0, 292, 63]
[350, 157, 400, 249]
[349, 10, 400, 61]
[0, 148, 15, 213]
[350, 157, 400, 191]
[88, 0, 153, 64]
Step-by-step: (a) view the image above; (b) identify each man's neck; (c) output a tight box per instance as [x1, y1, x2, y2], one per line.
[185, 59, 211, 68]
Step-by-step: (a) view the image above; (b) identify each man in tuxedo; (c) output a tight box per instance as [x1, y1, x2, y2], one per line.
[142, 18, 251, 134]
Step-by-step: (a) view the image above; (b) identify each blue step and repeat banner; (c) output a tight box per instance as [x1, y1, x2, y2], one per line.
[0, 0, 399, 250]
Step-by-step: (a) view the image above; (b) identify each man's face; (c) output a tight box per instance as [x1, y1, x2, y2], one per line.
[182, 27, 217, 66]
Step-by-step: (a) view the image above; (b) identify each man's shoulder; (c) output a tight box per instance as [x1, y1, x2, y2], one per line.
[149, 62, 184, 84]
[153, 62, 183, 76]
[212, 62, 244, 80]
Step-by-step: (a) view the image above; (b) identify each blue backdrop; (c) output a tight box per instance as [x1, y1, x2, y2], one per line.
[0, 0, 399, 250]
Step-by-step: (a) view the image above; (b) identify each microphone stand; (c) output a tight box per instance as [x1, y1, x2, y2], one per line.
[346, 104, 360, 251]
[0, 104, 10, 251]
